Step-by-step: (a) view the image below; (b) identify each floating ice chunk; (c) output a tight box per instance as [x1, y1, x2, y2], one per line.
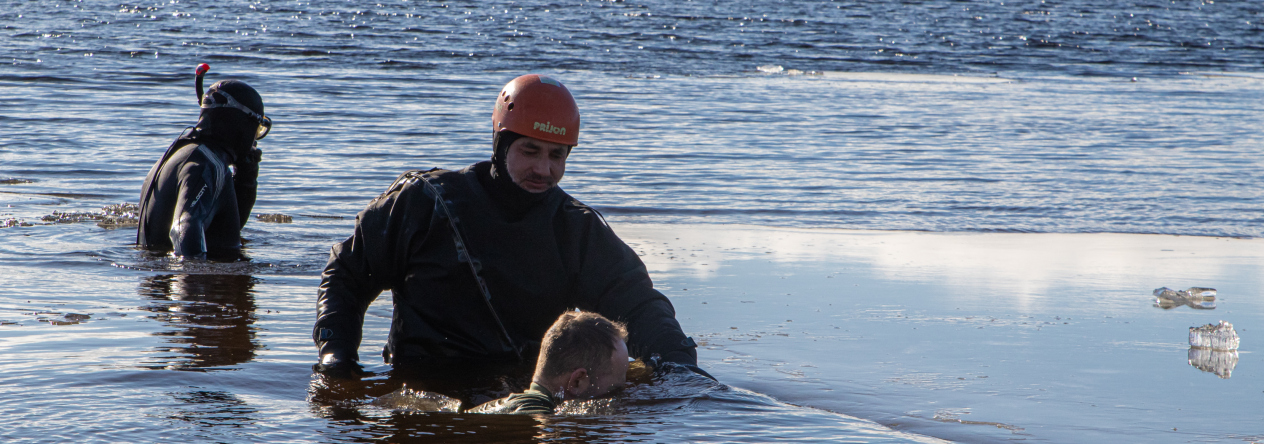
[255, 213, 293, 223]
[818, 71, 1010, 83]
[1189, 320, 1239, 351]
[1185, 287, 1217, 298]
[757, 64, 784, 73]
[1188, 348, 1238, 379]
[1, 218, 32, 228]
[98, 203, 140, 229]
[1153, 287, 1216, 310]
[33, 203, 140, 229]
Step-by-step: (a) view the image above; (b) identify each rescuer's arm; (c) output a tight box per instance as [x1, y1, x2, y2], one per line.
[610, 285, 700, 366]
[169, 158, 222, 260]
[313, 172, 433, 377]
[313, 227, 386, 372]
[576, 215, 701, 368]
[232, 147, 261, 228]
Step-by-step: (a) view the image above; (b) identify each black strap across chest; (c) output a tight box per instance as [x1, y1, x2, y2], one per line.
[410, 169, 522, 361]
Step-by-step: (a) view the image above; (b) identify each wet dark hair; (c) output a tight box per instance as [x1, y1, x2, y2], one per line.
[534, 311, 628, 379]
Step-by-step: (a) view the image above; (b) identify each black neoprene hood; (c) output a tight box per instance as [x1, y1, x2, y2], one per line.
[205, 79, 264, 116]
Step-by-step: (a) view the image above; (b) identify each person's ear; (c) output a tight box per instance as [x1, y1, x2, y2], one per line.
[566, 367, 590, 398]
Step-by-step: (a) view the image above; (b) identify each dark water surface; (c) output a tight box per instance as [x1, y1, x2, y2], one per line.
[3, 0, 1263, 236]
[2, 0, 1263, 442]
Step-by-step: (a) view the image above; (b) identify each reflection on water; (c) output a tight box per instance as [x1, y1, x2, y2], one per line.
[308, 360, 535, 412]
[169, 390, 260, 428]
[1186, 320, 1241, 379]
[321, 409, 542, 443]
[371, 386, 462, 413]
[310, 372, 540, 443]
[308, 364, 929, 442]
[137, 274, 260, 370]
[1187, 348, 1239, 379]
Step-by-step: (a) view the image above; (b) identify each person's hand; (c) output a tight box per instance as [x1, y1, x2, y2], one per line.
[246, 146, 263, 163]
[648, 353, 718, 381]
[233, 148, 261, 191]
[234, 151, 261, 180]
[313, 353, 370, 379]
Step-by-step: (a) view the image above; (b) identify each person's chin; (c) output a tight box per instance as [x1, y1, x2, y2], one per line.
[520, 181, 553, 193]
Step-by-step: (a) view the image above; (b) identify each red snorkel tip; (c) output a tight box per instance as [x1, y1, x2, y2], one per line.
[195, 63, 210, 104]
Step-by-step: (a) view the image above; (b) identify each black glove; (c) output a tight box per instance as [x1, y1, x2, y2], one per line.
[648, 353, 718, 381]
[234, 150, 261, 183]
[246, 146, 263, 163]
[313, 354, 370, 380]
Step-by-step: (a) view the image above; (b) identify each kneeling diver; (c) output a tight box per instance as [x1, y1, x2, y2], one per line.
[137, 64, 271, 260]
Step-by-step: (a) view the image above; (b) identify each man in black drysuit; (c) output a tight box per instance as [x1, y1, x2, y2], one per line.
[138, 80, 270, 261]
[313, 74, 704, 380]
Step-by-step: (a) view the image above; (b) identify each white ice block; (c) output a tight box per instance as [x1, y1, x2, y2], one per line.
[1189, 320, 1240, 351]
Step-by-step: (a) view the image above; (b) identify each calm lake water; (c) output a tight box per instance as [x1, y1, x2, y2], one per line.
[2, 0, 1262, 442]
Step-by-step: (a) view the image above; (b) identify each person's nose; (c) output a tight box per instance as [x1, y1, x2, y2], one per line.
[532, 158, 552, 177]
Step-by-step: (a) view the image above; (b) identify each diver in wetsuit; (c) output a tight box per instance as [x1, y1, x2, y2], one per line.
[137, 76, 271, 260]
[313, 74, 707, 381]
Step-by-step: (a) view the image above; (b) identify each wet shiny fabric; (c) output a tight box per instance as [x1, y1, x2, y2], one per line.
[314, 161, 697, 368]
[467, 382, 558, 415]
[137, 141, 256, 260]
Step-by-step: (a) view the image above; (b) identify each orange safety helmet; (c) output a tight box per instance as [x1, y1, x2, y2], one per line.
[492, 74, 580, 146]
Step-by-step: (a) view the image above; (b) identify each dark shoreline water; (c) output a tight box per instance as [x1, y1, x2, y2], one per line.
[4, 0, 1264, 237]
[4, 70, 1263, 237]
[6, 0, 1264, 76]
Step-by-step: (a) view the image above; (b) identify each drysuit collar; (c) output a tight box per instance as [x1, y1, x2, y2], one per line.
[478, 131, 556, 218]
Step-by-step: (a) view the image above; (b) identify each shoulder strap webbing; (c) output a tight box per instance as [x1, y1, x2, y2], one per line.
[413, 169, 522, 361]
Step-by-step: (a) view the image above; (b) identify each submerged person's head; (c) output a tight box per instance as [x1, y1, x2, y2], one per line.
[490, 74, 579, 193]
[533, 311, 629, 399]
[196, 80, 270, 157]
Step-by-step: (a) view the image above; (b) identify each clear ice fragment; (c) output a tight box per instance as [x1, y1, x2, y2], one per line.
[1188, 320, 1239, 351]
[1153, 287, 1216, 310]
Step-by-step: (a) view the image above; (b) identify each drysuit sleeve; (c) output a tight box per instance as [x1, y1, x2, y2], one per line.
[169, 155, 224, 260]
[314, 174, 434, 362]
[575, 215, 699, 366]
[232, 148, 261, 227]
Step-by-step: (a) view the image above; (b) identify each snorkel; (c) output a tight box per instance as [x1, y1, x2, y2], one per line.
[137, 63, 215, 245]
[195, 63, 210, 104]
